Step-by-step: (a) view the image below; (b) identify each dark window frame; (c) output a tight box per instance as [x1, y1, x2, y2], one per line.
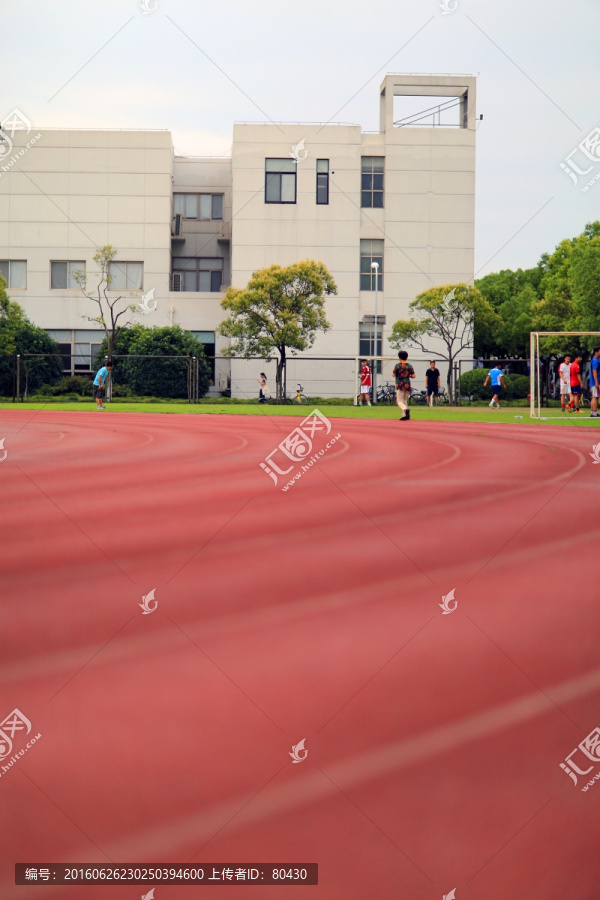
[316, 159, 329, 205]
[265, 159, 297, 204]
[171, 257, 224, 293]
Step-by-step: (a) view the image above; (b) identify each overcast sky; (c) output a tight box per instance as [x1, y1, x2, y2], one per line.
[3, 0, 600, 278]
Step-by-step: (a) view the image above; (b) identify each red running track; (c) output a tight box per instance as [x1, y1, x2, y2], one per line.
[1, 409, 599, 899]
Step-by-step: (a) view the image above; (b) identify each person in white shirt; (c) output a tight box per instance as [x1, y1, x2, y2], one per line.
[558, 355, 571, 412]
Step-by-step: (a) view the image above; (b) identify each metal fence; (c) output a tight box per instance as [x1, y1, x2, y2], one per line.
[3, 352, 519, 403]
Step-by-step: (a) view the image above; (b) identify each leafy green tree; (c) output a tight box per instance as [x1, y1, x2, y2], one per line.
[0, 276, 62, 397]
[475, 267, 542, 357]
[389, 283, 500, 402]
[218, 260, 336, 400]
[95, 325, 210, 399]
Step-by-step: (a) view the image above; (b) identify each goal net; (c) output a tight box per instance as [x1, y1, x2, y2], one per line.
[530, 331, 600, 418]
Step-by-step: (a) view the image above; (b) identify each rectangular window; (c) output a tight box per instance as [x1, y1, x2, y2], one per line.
[212, 194, 223, 219]
[173, 193, 225, 220]
[108, 261, 143, 290]
[361, 157, 384, 208]
[172, 257, 224, 292]
[360, 240, 384, 291]
[265, 159, 297, 204]
[316, 159, 329, 205]
[0, 260, 27, 289]
[359, 324, 382, 358]
[51, 261, 85, 289]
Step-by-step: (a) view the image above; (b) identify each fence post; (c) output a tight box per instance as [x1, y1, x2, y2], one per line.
[16, 354, 21, 402]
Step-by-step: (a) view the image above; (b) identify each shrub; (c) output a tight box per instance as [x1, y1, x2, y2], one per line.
[41, 375, 93, 396]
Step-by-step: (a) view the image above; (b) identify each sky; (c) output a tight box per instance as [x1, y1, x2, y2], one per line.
[3, 0, 600, 278]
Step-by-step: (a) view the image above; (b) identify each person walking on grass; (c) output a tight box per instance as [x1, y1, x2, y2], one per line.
[258, 372, 270, 403]
[393, 350, 415, 421]
[425, 360, 441, 406]
[93, 360, 113, 410]
[559, 354, 571, 412]
[567, 353, 583, 412]
[589, 348, 600, 418]
[484, 364, 506, 409]
[360, 359, 372, 406]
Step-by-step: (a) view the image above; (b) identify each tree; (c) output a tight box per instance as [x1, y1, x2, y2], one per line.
[95, 325, 211, 399]
[218, 260, 336, 400]
[389, 283, 500, 402]
[77, 245, 138, 363]
[0, 276, 62, 398]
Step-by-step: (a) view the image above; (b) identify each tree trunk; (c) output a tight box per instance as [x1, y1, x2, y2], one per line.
[276, 346, 287, 402]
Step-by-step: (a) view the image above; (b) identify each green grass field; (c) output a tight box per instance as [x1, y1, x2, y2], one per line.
[3, 400, 600, 427]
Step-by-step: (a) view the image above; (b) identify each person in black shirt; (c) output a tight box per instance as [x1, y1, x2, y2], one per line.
[425, 361, 441, 406]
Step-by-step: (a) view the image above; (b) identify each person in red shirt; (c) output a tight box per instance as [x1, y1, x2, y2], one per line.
[567, 353, 583, 412]
[359, 359, 372, 406]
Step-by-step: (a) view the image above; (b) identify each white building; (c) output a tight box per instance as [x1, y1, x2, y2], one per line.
[0, 74, 476, 397]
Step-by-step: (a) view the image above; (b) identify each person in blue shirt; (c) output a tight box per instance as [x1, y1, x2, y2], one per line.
[484, 364, 506, 409]
[589, 347, 600, 418]
[93, 360, 113, 410]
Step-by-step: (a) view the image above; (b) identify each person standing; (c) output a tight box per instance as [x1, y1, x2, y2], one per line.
[393, 351, 415, 421]
[359, 359, 372, 406]
[567, 353, 583, 412]
[484, 364, 506, 409]
[588, 347, 600, 418]
[93, 360, 113, 410]
[425, 360, 441, 406]
[558, 355, 571, 412]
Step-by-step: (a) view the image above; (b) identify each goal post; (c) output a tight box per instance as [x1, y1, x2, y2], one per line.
[530, 331, 600, 418]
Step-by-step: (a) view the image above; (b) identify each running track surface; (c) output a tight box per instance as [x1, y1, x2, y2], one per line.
[1, 409, 599, 900]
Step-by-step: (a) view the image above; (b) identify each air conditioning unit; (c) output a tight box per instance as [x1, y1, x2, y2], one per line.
[172, 273, 182, 292]
[173, 213, 182, 236]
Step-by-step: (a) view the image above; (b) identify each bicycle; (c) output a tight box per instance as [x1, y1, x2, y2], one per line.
[289, 383, 308, 404]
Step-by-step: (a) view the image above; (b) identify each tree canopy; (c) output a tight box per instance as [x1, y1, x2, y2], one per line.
[0, 276, 62, 397]
[94, 324, 211, 399]
[390, 283, 500, 400]
[218, 260, 336, 399]
[475, 220, 600, 358]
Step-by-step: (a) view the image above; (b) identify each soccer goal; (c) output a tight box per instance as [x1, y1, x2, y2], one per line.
[530, 331, 600, 418]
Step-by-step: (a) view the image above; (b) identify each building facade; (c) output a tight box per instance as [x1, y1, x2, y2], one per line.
[0, 74, 476, 397]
